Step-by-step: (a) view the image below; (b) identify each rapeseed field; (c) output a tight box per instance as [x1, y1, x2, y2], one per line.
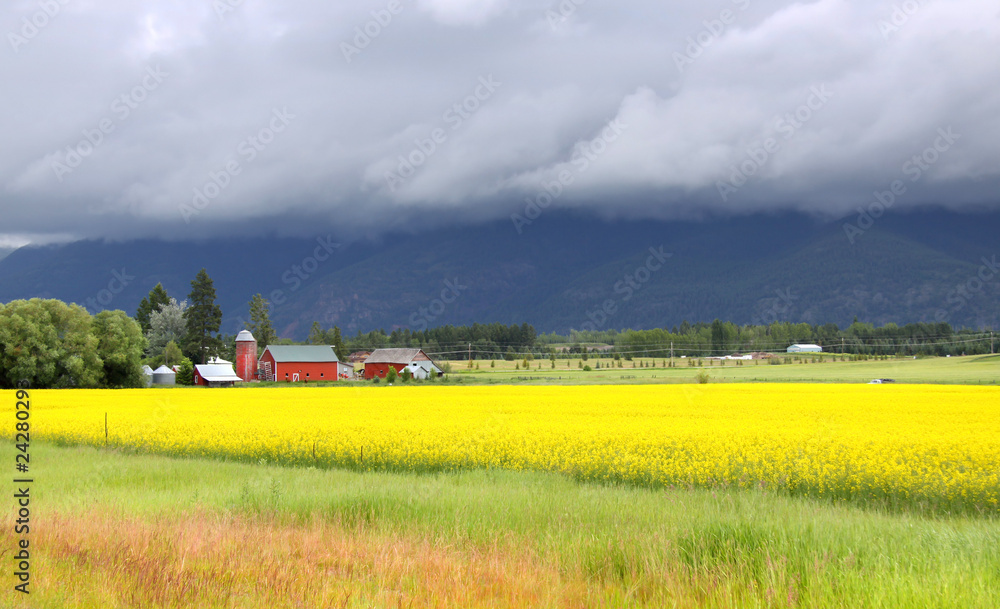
[24, 384, 1000, 512]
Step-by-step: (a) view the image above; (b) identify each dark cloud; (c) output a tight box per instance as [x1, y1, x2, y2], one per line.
[1, 0, 998, 244]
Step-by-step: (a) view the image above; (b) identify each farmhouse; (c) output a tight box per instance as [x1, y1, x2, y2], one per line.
[364, 348, 442, 380]
[194, 363, 243, 387]
[348, 351, 372, 364]
[787, 344, 823, 353]
[258, 345, 351, 382]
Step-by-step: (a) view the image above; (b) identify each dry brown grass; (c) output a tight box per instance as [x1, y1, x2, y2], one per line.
[2, 509, 733, 609]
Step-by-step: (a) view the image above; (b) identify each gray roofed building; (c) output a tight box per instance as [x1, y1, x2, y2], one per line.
[194, 363, 243, 387]
[787, 344, 823, 353]
[262, 345, 340, 363]
[364, 348, 427, 364]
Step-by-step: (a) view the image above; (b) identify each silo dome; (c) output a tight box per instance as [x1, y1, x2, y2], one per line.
[152, 365, 176, 386]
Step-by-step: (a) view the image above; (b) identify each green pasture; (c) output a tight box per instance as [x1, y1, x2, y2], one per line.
[12, 443, 1000, 608]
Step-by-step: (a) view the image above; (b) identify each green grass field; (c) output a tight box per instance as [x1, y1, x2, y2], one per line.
[434, 354, 1000, 385]
[6, 444, 999, 608]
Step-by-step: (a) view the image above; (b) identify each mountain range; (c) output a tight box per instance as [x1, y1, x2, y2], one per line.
[0, 210, 997, 340]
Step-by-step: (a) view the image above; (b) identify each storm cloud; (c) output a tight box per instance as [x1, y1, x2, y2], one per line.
[1, 0, 998, 244]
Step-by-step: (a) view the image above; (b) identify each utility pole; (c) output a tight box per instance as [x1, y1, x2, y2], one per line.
[992, 331, 994, 354]
[670, 341, 674, 360]
[468, 342, 472, 364]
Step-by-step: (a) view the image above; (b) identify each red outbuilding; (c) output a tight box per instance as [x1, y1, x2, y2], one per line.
[258, 345, 350, 382]
[194, 362, 243, 387]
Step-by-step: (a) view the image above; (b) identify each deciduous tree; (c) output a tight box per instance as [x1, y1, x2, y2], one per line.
[146, 298, 187, 358]
[0, 299, 102, 388]
[93, 310, 147, 388]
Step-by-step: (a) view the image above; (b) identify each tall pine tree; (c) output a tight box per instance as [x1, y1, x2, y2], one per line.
[183, 269, 222, 364]
[330, 326, 345, 360]
[135, 283, 170, 334]
[308, 321, 324, 345]
[711, 319, 725, 356]
[247, 294, 277, 353]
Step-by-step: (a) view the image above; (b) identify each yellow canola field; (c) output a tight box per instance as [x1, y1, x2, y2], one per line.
[22, 384, 1000, 510]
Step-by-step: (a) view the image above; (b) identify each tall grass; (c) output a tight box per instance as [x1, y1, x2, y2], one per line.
[5, 444, 998, 608]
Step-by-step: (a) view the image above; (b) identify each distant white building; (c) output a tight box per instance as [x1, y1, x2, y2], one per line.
[787, 344, 823, 353]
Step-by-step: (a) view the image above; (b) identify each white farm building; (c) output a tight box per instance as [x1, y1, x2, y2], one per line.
[787, 344, 823, 353]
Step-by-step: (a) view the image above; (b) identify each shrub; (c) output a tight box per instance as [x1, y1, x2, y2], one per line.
[176, 358, 195, 386]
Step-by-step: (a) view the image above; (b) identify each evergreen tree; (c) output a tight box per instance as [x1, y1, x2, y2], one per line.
[308, 322, 324, 345]
[247, 294, 277, 352]
[330, 326, 346, 360]
[182, 269, 222, 364]
[711, 319, 725, 356]
[176, 358, 195, 385]
[136, 283, 170, 334]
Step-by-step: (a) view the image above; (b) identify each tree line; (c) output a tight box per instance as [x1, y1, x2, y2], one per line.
[538, 319, 994, 358]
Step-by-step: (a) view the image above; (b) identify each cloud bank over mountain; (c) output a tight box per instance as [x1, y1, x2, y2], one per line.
[2, 0, 998, 244]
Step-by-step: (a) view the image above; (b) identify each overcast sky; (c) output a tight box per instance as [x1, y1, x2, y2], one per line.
[1, 0, 998, 246]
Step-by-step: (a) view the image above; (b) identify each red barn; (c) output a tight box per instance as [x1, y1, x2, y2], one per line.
[364, 348, 442, 380]
[258, 345, 348, 382]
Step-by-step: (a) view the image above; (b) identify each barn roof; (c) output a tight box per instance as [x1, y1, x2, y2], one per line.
[366, 348, 430, 364]
[195, 364, 243, 382]
[264, 345, 340, 363]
